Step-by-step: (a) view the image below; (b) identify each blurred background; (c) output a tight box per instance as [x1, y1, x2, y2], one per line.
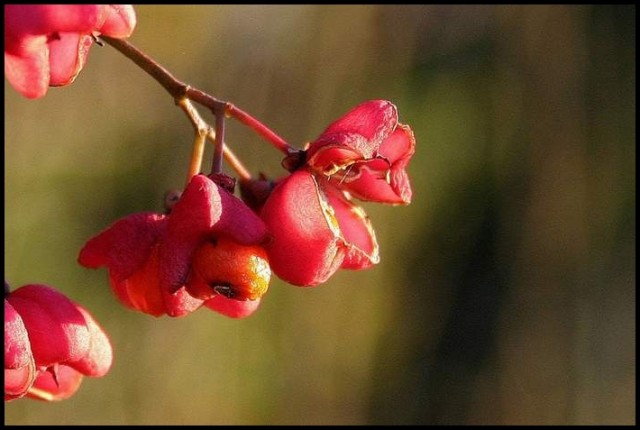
[4, 5, 635, 425]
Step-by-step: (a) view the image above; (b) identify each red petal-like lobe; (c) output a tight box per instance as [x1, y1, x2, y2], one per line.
[107, 273, 137, 312]
[204, 295, 261, 319]
[27, 365, 84, 402]
[112, 240, 203, 318]
[260, 169, 344, 286]
[7, 285, 90, 368]
[161, 175, 267, 294]
[215, 186, 270, 246]
[4, 301, 36, 400]
[307, 132, 372, 175]
[4, 5, 136, 98]
[69, 306, 112, 377]
[115, 244, 166, 317]
[321, 182, 380, 270]
[317, 100, 397, 146]
[4, 5, 103, 38]
[306, 100, 398, 172]
[4, 38, 49, 99]
[380, 123, 415, 163]
[4, 366, 36, 401]
[48, 32, 93, 86]
[78, 212, 167, 282]
[4, 301, 33, 369]
[100, 5, 136, 38]
[160, 175, 222, 294]
[162, 287, 204, 318]
[79, 204, 205, 317]
[339, 124, 415, 205]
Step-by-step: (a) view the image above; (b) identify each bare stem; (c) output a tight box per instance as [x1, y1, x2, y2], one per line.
[185, 88, 295, 155]
[212, 105, 226, 175]
[100, 36, 186, 98]
[187, 133, 207, 184]
[226, 104, 294, 155]
[177, 97, 209, 131]
[178, 98, 208, 184]
[222, 143, 252, 181]
[100, 36, 295, 155]
[178, 99, 251, 181]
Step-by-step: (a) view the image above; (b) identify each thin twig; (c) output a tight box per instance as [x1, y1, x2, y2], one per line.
[178, 99, 251, 181]
[101, 35, 294, 155]
[178, 98, 208, 184]
[212, 104, 226, 175]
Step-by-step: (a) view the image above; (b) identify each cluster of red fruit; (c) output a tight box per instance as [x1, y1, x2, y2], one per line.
[5, 5, 415, 402]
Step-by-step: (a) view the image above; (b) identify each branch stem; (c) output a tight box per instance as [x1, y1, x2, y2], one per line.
[178, 98, 208, 184]
[212, 106, 226, 175]
[178, 99, 251, 181]
[101, 36, 295, 155]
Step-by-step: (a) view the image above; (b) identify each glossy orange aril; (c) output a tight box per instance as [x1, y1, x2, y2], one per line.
[187, 237, 270, 301]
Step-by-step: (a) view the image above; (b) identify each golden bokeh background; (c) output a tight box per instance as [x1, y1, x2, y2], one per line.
[5, 5, 635, 425]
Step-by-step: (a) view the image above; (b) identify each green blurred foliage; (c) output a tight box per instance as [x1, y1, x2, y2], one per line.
[4, 5, 635, 425]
